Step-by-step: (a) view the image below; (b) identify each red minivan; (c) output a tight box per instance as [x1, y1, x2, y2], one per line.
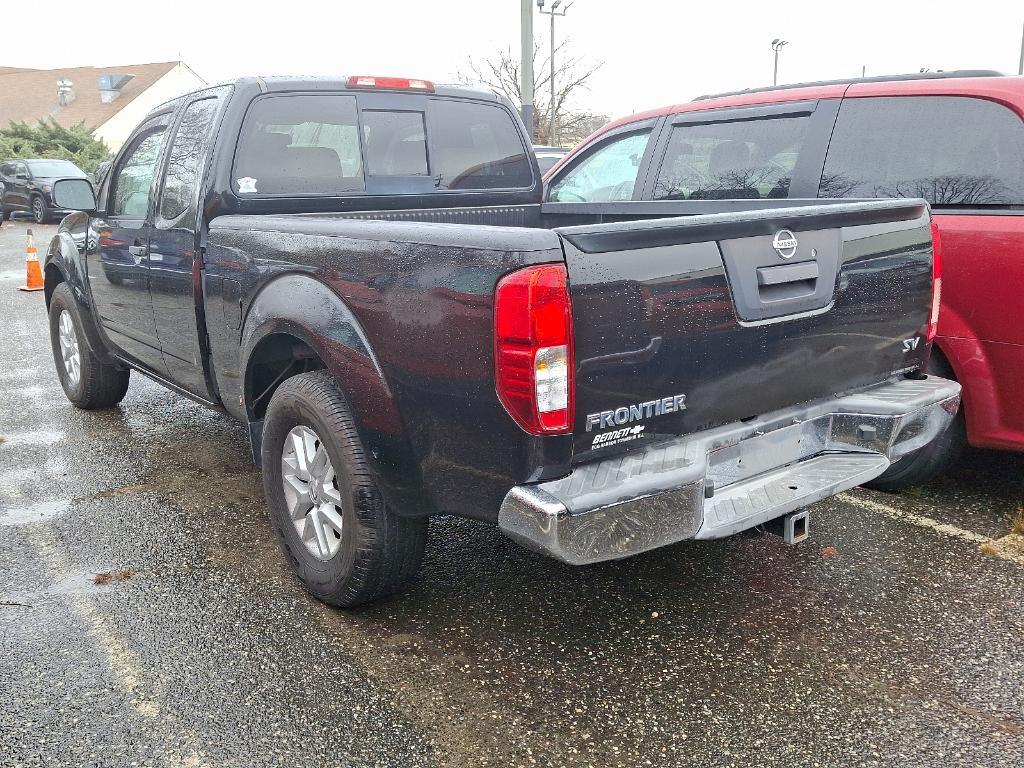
[544, 70, 1024, 488]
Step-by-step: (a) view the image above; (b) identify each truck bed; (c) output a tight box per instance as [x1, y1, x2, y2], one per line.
[206, 198, 934, 520]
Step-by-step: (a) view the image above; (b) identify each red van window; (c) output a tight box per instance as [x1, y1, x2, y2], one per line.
[819, 96, 1024, 206]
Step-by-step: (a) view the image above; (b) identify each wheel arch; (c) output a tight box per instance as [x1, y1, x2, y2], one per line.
[239, 274, 430, 516]
[43, 226, 117, 365]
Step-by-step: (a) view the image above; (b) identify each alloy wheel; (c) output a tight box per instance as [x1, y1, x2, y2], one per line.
[58, 310, 81, 387]
[280, 425, 345, 560]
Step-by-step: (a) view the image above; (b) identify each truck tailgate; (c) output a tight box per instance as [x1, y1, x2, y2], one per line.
[556, 200, 934, 458]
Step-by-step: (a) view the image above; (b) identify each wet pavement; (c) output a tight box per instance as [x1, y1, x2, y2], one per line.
[1, 219, 1022, 767]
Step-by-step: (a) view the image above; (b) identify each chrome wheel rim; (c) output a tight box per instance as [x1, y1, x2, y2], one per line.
[281, 425, 344, 560]
[33, 199, 44, 222]
[58, 310, 81, 387]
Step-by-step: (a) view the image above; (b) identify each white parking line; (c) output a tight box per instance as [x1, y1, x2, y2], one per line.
[839, 492, 1024, 567]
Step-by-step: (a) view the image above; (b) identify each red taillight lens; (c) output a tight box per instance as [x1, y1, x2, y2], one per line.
[927, 220, 943, 342]
[494, 264, 574, 434]
[346, 75, 434, 91]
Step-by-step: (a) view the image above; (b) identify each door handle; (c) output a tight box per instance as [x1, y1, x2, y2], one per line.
[128, 243, 148, 262]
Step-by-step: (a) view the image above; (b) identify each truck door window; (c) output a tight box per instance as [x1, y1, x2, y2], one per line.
[428, 100, 532, 189]
[160, 96, 222, 221]
[819, 96, 1024, 206]
[111, 130, 166, 217]
[234, 94, 364, 195]
[361, 111, 428, 176]
[653, 115, 809, 200]
[547, 130, 651, 202]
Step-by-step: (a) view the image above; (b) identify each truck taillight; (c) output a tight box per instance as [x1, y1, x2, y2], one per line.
[494, 264, 574, 434]
[927, 220, 943, 342]
[346, 75, 435, 92]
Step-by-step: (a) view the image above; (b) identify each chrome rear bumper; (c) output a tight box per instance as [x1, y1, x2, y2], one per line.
[498, 376, 961, 565]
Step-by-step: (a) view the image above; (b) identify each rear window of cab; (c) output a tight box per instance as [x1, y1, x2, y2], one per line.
[232, 93, 533, 196]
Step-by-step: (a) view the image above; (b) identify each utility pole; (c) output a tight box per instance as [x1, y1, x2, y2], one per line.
[771, 38, 789, 86]
[520, 0, 535, 138]
[1018, 21, 1024, 75]
[538, 0, 572, 146]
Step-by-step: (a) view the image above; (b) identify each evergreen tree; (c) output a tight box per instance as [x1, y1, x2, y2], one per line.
[0, 118, 111, 173]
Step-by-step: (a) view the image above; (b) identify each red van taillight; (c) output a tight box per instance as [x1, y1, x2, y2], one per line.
[494, 264, 574, 434]
[927, 220, 943, 342]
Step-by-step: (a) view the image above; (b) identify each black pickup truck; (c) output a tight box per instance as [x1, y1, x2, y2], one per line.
[42, 75, 960, 606]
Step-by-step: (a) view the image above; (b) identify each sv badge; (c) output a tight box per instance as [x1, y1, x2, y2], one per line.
[902, 336, 921, 353]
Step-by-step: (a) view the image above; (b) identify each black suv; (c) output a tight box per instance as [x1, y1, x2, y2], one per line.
[0, 158, 89, 223]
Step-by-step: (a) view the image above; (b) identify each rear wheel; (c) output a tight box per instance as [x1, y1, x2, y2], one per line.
[864, 355, 967, 491]
[1, 205, 10, 221]
[261, 371, 427, 607]
[48, 283, 130, 409]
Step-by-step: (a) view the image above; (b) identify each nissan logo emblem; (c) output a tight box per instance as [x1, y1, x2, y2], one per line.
[772, 229, 798, 259]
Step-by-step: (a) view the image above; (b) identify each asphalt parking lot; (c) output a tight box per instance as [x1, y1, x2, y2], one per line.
[1, 218, 1022, 768]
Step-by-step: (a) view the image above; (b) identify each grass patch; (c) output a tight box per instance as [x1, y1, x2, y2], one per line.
[979, 541, 1001, 557]
[1010, 509, 1024, 536]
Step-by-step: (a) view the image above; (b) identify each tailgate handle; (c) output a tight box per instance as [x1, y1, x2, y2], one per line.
[757, 261, 819, 286]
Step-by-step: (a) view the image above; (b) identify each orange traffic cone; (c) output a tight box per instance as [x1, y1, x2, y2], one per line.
[18, 228, 44, 292]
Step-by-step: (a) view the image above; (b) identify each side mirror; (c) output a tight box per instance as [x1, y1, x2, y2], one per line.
[16, 172, 29, 181]
[52, 178, 97, 214]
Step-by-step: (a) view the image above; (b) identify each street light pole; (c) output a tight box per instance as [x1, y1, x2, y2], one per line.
[521, 0, 535, 138]
[538, 0, 571, 146]
[771, 38, 789, 86]
[1018, 21, 1024, 76]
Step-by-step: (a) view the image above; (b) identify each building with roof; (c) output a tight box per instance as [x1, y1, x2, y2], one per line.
[0, 61, 206, 151]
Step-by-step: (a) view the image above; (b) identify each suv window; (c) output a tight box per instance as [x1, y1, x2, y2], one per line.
[653, 115, 810, 200]
[160, 95, 223, 221]
[234, 94, 364, 195]
[428, 100, 532, 189]
[819, 96, 1024, 206]
[112, 129, 166, 217]
[361, 110, 428, 176]
[548, 130, 651, 202]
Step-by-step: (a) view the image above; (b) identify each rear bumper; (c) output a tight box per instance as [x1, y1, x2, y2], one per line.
[498, 376, 961, 565]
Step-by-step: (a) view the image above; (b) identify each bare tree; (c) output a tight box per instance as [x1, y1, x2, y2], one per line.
[459, 39, 607, 146]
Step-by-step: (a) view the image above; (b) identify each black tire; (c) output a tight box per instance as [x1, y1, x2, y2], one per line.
[864, 355, 967, 491]
[261, 370, 427, 607]
[48, 282, 130, 409]
[0, 205, 10, 221]
[31, 196, 50, 224]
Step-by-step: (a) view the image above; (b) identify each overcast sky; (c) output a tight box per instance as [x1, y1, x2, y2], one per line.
[5, 0, 1023, 121]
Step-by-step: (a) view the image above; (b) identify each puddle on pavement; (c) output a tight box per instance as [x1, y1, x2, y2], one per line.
[0, 466, 35, 489]
[8, 384, 51, 400]
[0, 367, 45, 382]
[0, 429, 65, 447]
[0, 499, 71, 526]
[2, 568, 121, 606]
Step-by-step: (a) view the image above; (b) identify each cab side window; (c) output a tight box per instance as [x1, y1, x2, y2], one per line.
[160, 93, 226, 222]
[111, 129, 166, 217]
[547, 131, 651, 202]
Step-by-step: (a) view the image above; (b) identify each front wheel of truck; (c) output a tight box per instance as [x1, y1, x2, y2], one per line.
[262, 371, 427, 608]
[48, 282, 130, 409]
